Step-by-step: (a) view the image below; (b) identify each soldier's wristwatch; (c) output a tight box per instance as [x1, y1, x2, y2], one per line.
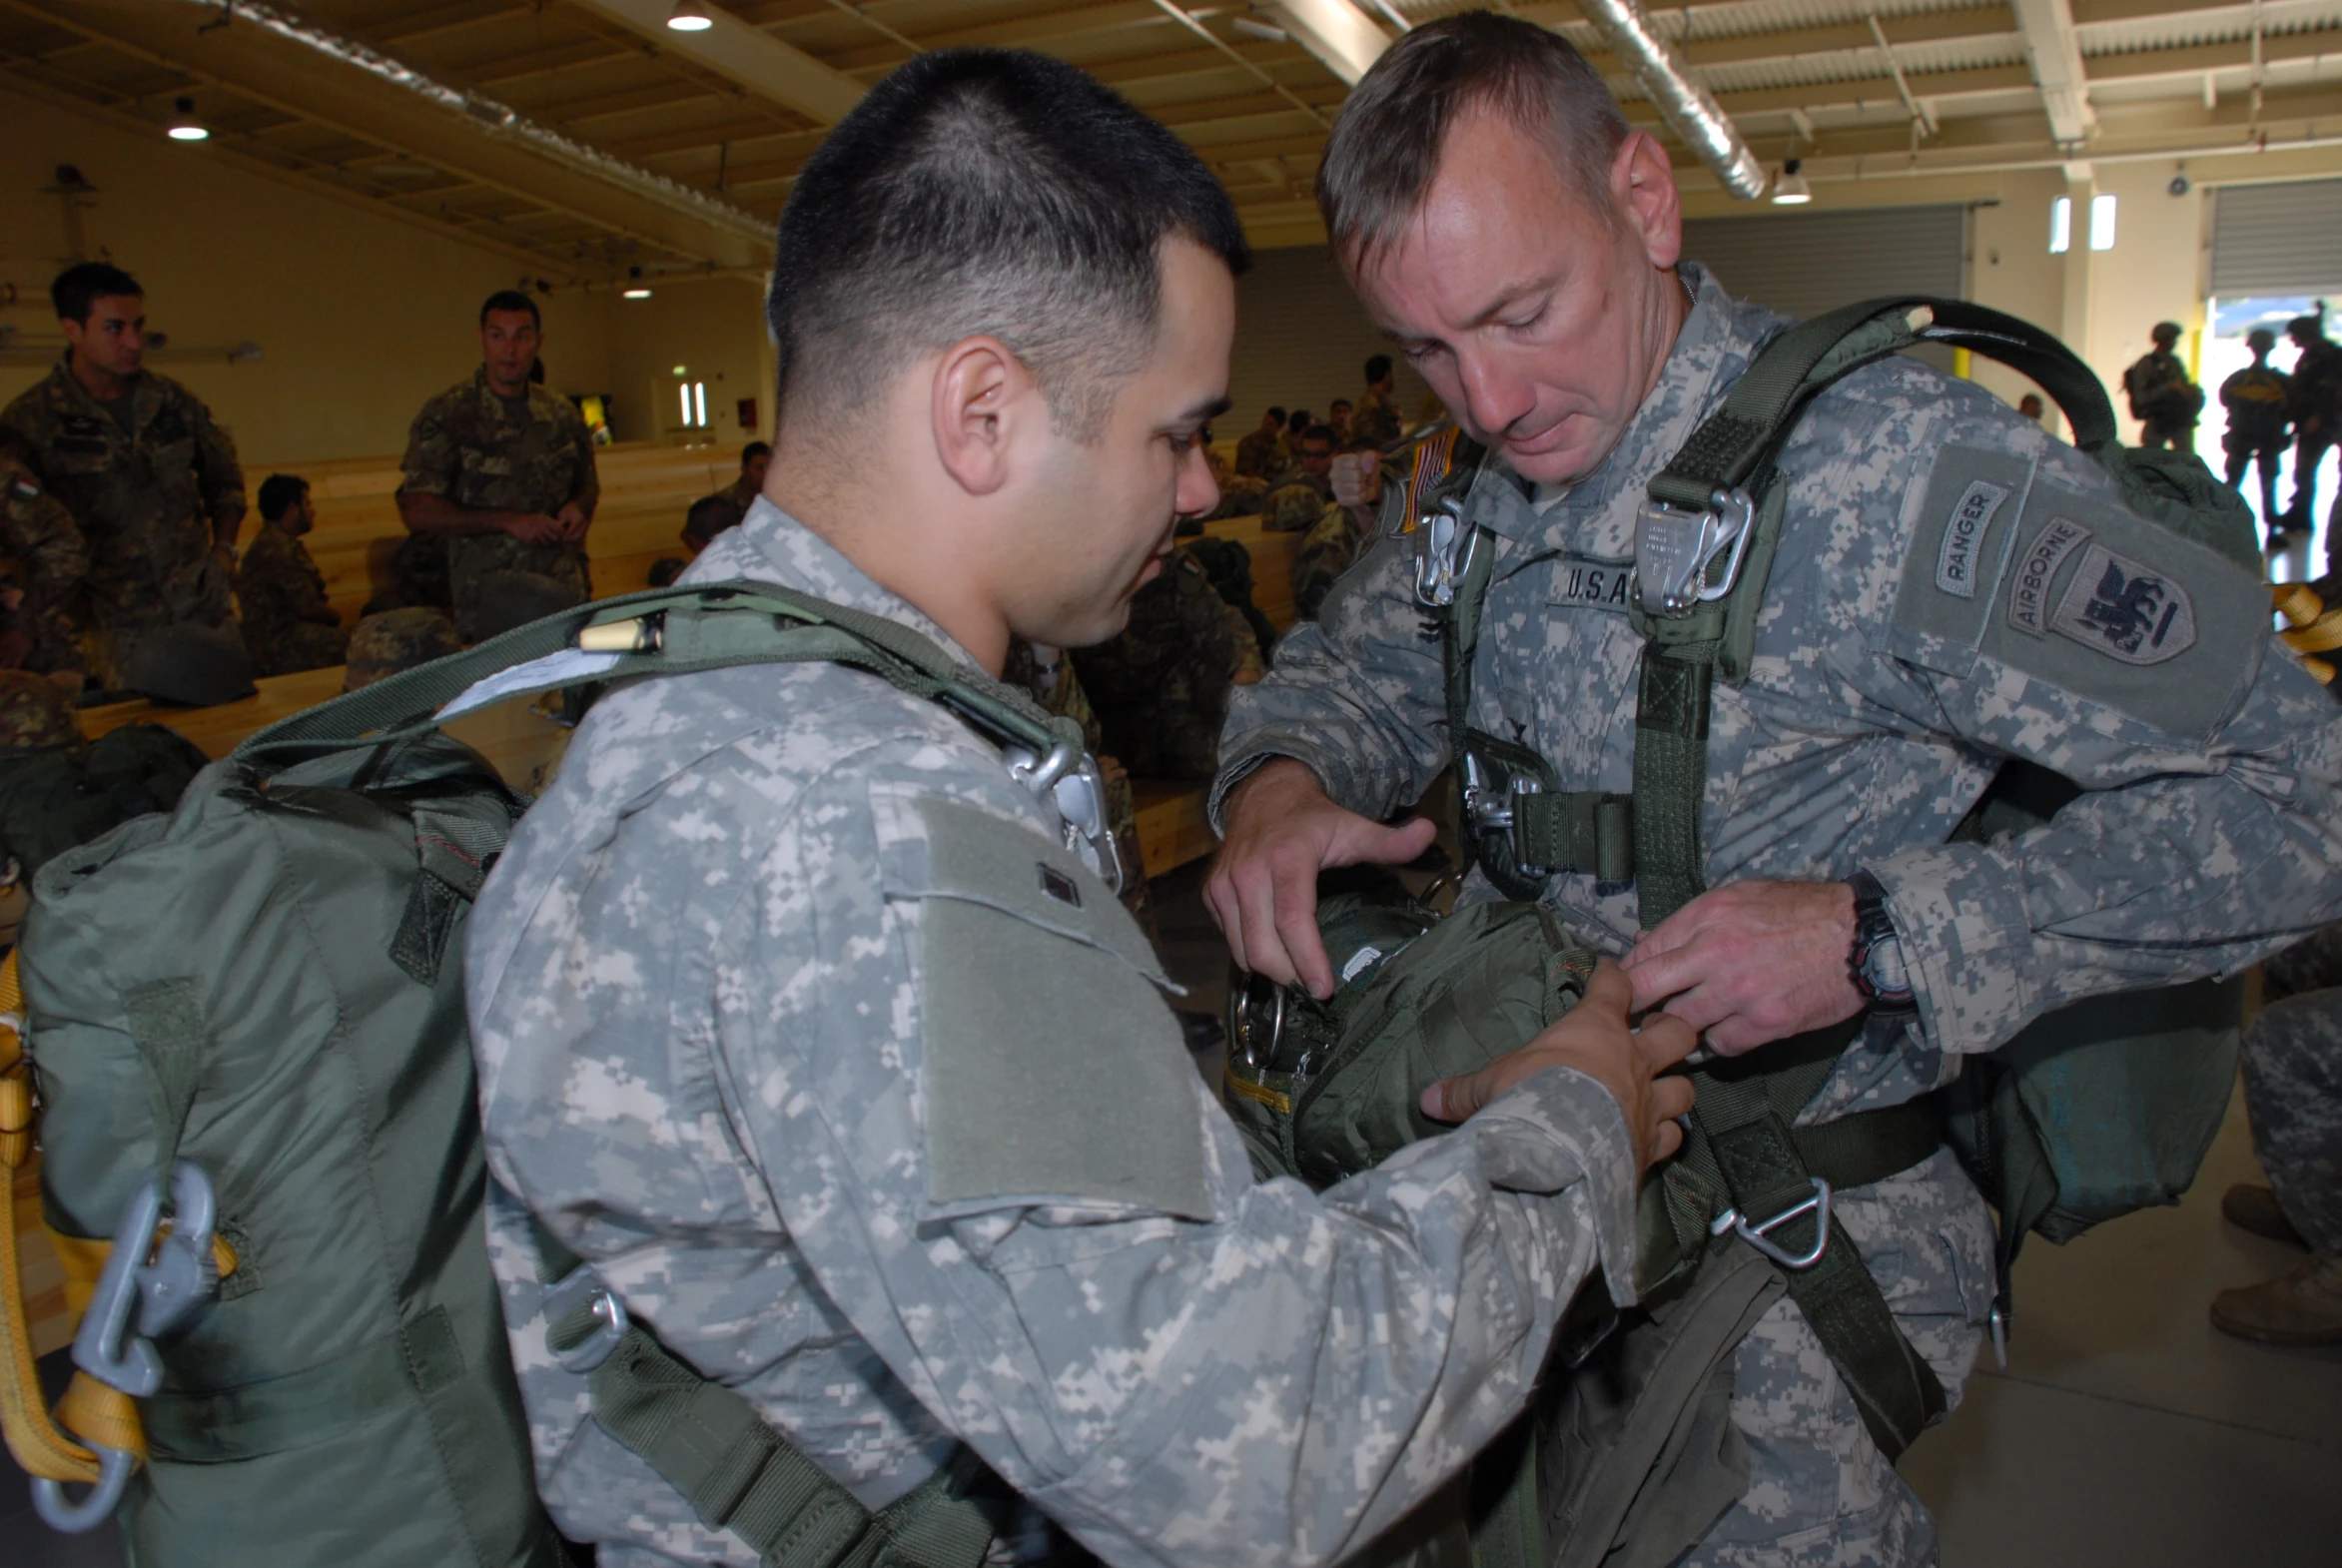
[1847, 871, 1917, 1012]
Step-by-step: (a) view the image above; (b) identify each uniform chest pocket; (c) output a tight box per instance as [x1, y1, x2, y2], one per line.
[886, 794, 1215, 1222]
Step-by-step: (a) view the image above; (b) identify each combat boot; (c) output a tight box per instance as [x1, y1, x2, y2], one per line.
[2210, 1255, 2342, 1346]
[2221, 1182, 2308, 1246]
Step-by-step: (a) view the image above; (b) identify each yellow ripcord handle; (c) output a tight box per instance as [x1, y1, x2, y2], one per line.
[0, 948, 114, 1485]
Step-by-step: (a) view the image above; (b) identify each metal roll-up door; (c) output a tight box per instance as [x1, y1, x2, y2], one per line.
[2210, 180, 2342, 299]
[1682, 204, 1967, 320]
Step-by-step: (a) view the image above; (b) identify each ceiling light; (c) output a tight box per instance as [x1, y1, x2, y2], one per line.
[1230, 16, 1288, 42]
[666, 0, 714, 31]
[623, 288, 653, 300]
[166, 96, 209, 142]
[1772, 158, 1811, 205]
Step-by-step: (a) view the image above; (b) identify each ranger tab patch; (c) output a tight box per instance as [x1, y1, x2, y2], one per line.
[2049, 542, 2195, 664]
[1935, 479, 2008, 599]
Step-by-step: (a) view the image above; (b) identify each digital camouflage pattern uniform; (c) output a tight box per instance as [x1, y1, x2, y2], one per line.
[0, 666, 76, 752]
[467, 496, 1644, 1568]
[0, 440, 89, 677]
[235, 520, 348, 677]
[2240, 991, 2342, 1259]
[0, 358, 244, 668]
[1290, 500, 1368, 623]
[1260, 469, 1333, 532]
[1215, 262, 2342, 1567]
[1351, 385, 1403, 450]
[343, 607, 462, 691]
[1074, 544, 1264, 780]
[397, 368, 598, 641]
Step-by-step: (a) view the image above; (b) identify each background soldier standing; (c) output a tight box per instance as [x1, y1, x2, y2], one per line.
[0, 431, 89, 686]
[2221, 327, 2293, 540]
[2282, 312, 2342, 535]
[396, 290, 598, 642]
[0, 262, 246, 686]
[2122, 321, 2203, 451]
[1351, 352, 1403, 448]
[236, 472, 349, 677]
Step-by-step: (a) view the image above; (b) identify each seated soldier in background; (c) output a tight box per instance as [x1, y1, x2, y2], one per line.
[1196, 441, 1266, 519]
[1328, 397, 1354, 442]
[1291, 436, 1387, 621]
[1074, 542, 1264, 780]
[1233, 403, 1287, 478]
[0, 430, 88, 691]
[681, 439, 771, 552]
[1261, 420, 1338, 529]
[396, 290, 599, 643]
[342, 606, 460, 692]
[1351, 352, 1403, 447]
[237, 472, 349, 678]
[1286, 405, 1315, 448]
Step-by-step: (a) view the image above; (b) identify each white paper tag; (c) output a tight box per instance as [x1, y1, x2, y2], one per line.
[436, 648, 622, 721]
[1340, 945, 1383, 984]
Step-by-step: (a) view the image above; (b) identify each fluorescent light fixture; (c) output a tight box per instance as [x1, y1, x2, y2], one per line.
[666, 0, 714, 32]
[167, 96, 209, 142]
[693, 382, 707, 426]
[2049, 196, 2071, 254]
[1230, 15, 1288, 41]
[2089, 194, 2117, 251]
[622, 287, 653, 300]
[1772, 158, 1812, 205]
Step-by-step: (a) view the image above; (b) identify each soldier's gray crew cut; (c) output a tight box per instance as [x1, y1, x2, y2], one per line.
[765, 49, 1249, 441]
[1317, 13, 1631, 271]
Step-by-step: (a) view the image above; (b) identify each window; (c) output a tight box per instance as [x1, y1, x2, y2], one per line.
[677, 380, 708, 428]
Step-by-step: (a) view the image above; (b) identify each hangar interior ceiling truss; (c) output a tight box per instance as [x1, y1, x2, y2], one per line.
[6, 0, 2342, 283]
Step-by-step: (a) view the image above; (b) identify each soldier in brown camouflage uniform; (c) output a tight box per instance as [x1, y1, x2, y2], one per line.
[343, 607, 462, 691]
[1232, 405, 1288, 479]
[236, 473, 349, 678]
[0, 432, 89, 686]
[1072, 543, 1264, 780]
[681, 441, 771, 553]
[397, 291, 599, 642]
[0, 264, 246, 685]
[1351, 353, 1404, 448]
[1260, 422, 1338, 530]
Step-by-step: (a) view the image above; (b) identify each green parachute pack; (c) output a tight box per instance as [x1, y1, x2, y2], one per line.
[1223, 296, 2256, 1568]
[4, 582, 1099, 1566]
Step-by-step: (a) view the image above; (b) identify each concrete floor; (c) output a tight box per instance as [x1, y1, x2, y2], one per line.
[7, 864, 2337, 1566]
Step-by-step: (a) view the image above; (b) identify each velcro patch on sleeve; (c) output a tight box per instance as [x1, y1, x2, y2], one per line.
[905, 795, 1214, 1220]
[1899, 447, 2263, 741]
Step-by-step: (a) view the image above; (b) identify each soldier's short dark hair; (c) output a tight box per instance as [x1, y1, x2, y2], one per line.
[1288, 408, 1313, 433]
[479, 290, 541, 329]
[1364, 354, 1394, 384]
[1318, 14, 1630, 274]
[257, 473, 310, 522]
[766, 49, 1249, 441]
[741, 441, 772, 464]
[52, 262, 143, 325]
[1266, 405, 1287, 423]
[1299, 424, 1337, 450]
[1330, 397, 1354, 413]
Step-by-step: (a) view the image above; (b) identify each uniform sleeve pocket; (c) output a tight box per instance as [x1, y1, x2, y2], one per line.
[886, 793, 1215, 1222]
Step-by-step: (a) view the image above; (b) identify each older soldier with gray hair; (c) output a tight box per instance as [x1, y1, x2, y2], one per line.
[1208, 13, 2342, 1566]
[468, 47, 1696, 1568]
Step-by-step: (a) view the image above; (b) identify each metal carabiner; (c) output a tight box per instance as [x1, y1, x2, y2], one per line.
[1633, 486, 1756, 617]
[1709, 1176, 1833, 1270]
[74, 1161, 219, 1400]
[30, 1444, 139, 1534]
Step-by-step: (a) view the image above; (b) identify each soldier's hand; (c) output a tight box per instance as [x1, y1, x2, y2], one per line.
[508, 512, 566, 545]
[1619, 879, 1866, 1056]
[556, 502, 591, 541]
[1420, 962, 1697, 1176]
[1205, 758, 1439, 1000]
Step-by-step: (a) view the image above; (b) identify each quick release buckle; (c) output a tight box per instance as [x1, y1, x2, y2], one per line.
[1459, 753, 1549, 880]
[1003, 741, 1125, 895]
[543, 1264, 631, 1374]
[1634, 486, 1755, 618]
[1710, 1176, 1833, 1270]
[1413, 499, 1475, 607]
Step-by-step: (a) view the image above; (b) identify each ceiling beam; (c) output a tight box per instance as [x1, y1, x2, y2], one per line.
[1262, 0, 1391, 87]
[562, 0, 866, 124]
[2009, 0, 2097, 147]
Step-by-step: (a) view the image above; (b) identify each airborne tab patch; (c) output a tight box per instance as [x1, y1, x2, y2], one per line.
[2049, 542, 2195, 664]
[2005, 517, 2090, 636]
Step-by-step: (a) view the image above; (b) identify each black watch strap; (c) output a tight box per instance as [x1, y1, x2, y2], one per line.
[1848, 870, 1917, 1011]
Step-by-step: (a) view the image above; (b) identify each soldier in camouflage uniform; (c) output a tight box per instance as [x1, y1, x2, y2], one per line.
[470, 51, 1693, 1568]
[1232, 405, 1287, 478]
[1, 264, 245, 685]
[2210, 989, 2342, 1344]
[1075, 544, 1265, 780]
[1197, 441, 1266, 518]
[236, 473, 349, 678]
[1289, 440, 1387, 621]
[1209, 19, 2342, 1566]
[1260, 422, 1337, 530]
[0, 432, 88, 684]
[681, 440, 771, 553]
[397, 291, 599, 642]
[1351, 354, 1404, 448]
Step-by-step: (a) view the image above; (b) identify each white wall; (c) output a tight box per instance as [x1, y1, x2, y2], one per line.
[1230, 246, 1432, 437]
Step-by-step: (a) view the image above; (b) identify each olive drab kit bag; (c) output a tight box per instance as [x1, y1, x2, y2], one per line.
[0, 582, 1110, 1566]
[1223, 298, 2256, 1568]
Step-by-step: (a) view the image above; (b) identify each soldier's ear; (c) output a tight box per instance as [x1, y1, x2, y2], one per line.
[930, 335, 1037, 499]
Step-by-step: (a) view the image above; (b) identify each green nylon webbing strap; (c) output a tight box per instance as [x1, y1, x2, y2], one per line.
[1631, 646, 1715, 929]
[530, 1222, 999, 1568]
[235, 580, 1069, 775]
[1510, 790, 1636, 885]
